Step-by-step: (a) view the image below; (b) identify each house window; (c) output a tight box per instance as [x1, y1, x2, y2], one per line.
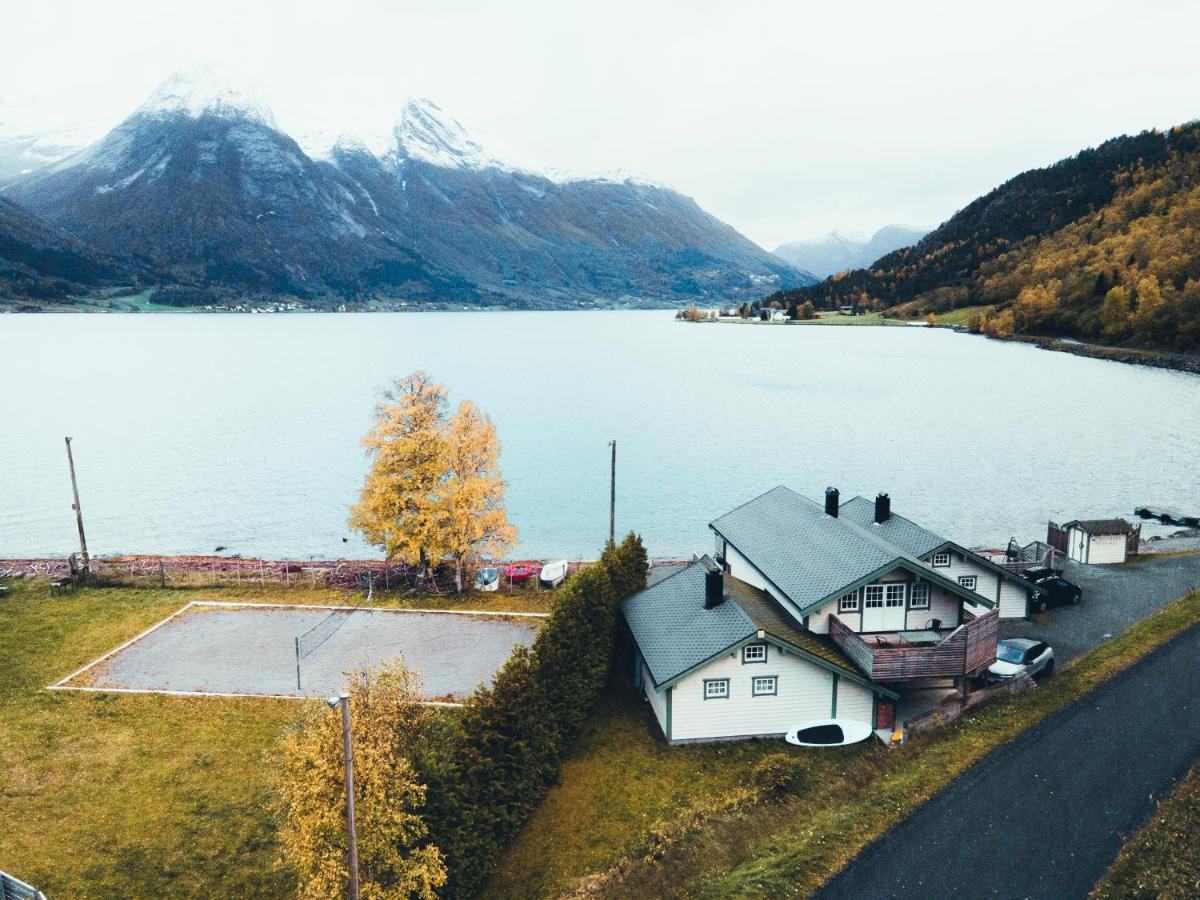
[704, 679, 730, 700]
[910, 582, 930, 610]
[931, 552, 951, 567]
[742, 643, 767, 664]
[864, 584, 885, 608]
[751, 675, 778, 696]
[885, 583, 906, 606]
[838, 591, 860, 613]
[958, 575, 978, 591]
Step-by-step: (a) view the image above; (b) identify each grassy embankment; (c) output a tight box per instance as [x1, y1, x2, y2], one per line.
[1093, 759, 1200, 898]
[487, 589, 1200, 898]
[0, 576, 549, 897]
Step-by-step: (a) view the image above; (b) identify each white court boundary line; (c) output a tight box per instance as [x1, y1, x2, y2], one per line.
[46, 599, 548, 704]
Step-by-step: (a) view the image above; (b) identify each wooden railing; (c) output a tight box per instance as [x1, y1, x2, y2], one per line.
[829, 609, 999, 683]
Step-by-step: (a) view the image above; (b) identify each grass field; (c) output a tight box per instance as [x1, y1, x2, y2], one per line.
[0, 576, 544, 898]
[930, 304, 994, 326]
[1093, 759, 1200, 898]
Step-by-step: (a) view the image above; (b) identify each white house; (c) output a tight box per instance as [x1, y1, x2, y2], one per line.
[1063, 519, 1134, 564]
[623, 486, 1029, 744]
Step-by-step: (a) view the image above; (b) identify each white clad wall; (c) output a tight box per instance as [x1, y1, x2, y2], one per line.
[722, 541, 806, 622]
[837, 679, 874, 723]
[904, 586, 960, 630]
[928, 552, 1000, 606]
[642, 662, 669, 736]
[1087, 533, 1127, 564]
[997, 579, 1030, 619]
[669, 643, 837, 742]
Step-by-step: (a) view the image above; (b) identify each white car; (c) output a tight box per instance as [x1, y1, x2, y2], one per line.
[987, 638, 1054, 682]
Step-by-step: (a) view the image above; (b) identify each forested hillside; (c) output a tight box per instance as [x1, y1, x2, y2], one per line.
[768, 123, 1200, 351]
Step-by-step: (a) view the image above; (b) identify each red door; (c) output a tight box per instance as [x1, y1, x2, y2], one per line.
[876, 700, 896, 731]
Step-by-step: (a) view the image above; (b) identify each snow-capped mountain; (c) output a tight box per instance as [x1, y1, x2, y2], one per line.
[4, 68, 811, 306]
[7, 69, 465, 299]
[773, 225, 928, 279]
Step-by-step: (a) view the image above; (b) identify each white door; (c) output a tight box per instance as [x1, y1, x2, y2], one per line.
[884, 583, 907, 630]
[862, 584, 885, 631]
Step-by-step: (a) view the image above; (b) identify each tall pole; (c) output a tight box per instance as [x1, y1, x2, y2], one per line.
[609, 440, 616, 546]
[64, 437, 90, 572]
[339, 695, 360, 900]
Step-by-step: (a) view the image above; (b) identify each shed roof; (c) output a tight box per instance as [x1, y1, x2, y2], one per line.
[1064, 518, 1134, 536]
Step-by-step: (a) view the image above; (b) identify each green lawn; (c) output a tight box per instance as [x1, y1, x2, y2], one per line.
[931, 304, 994, 326]
[1093, 759, 1200, 898]
[0, 576, 540, 898]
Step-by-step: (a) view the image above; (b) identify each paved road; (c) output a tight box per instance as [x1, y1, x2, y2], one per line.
[818, 621, 1200, 899]
[1001, 553, 1200, 661]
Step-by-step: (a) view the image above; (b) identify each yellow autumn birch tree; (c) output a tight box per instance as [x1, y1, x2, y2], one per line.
[436, 401, 518, 592]
[277, 663, 446, 899]
[350, 372, 517, 590]
[349, 373, 448, 572]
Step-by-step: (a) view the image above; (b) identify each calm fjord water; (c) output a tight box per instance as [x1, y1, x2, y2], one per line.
[2, 312, 1198, 560]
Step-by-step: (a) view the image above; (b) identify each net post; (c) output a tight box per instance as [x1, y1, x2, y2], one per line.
[295, 635, 302, 691]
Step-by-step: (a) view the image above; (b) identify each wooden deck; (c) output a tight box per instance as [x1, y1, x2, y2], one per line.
[829, 608, 999, 683]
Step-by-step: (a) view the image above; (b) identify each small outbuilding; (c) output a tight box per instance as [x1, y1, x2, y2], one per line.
[1062, 519, 1135, 564]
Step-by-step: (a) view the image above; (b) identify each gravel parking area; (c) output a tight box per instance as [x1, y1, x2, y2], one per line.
[75, 603, 540, 700]
[1001, 553, 1200, 661]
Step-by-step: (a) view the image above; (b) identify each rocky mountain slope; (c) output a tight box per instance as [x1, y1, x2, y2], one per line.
[3, 70, 810, 308]
[772, 224, 927, 278]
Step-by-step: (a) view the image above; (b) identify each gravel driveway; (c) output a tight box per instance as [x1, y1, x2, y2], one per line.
[1000, 553, 1200, 661]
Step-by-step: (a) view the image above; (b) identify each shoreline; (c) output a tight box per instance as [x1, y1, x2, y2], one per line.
[686, 315, 1200, 375]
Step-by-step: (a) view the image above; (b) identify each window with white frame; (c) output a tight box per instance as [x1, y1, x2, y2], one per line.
[931, 552, 951, 567]
[885, 583, 906, 608]
[751, 675, 778, 696]
[704, 678, 729, 700]
[910, 582, 930, 609]
[838, 591, 860, 613]
[864, 584, 885, 608]
[958, 575, 978, 591]
[742, 643, 767, 664]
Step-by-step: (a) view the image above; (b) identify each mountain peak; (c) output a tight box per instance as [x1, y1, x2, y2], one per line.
[134, 66, 276, 127]
[392, 98, 493, 169]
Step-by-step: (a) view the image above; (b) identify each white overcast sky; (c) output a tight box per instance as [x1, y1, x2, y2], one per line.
[3, 0, 1200, 248]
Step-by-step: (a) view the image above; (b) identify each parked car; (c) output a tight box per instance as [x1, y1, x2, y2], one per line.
[1020, 565, 1057, 583]
[987, 638, 1054, 682]
[1029, 575, 1082, 612]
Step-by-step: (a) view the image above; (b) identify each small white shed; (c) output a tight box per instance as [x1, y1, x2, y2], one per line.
[1063, 519, 1134, 565]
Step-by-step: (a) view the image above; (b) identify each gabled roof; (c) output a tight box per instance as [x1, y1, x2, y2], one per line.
[710, 486, 997, 615]
[710, 486, 898, 614]
[1063, 518, 1134, 535]
[622, 564, 895, 696]
[622, 561, 755, 689]
[838, 495, 947, 558]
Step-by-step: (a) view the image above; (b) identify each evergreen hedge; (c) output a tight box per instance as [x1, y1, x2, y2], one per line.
[416, 532, 648, 897]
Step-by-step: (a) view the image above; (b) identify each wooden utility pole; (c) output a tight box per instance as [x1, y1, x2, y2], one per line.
[339, 695, 361, 900]
[609, 440, 617, 546]
[64, 437, 90, 573]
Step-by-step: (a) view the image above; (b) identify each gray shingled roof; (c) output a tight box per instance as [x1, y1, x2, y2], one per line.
[838, 495, 947, 558]
[711, 486, 903, 613]
[622, 561, 755, 688]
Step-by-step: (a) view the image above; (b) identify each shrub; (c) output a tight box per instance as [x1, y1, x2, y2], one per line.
[751, 752, 808, 797]
[416, 532, 649, 897]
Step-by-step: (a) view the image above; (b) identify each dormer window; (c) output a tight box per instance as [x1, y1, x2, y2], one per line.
[742, 643, 767, 664]
[932, 552, 951, 567]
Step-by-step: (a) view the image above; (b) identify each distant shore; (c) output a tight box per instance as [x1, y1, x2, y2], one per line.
[685, 311, 1200, 375]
